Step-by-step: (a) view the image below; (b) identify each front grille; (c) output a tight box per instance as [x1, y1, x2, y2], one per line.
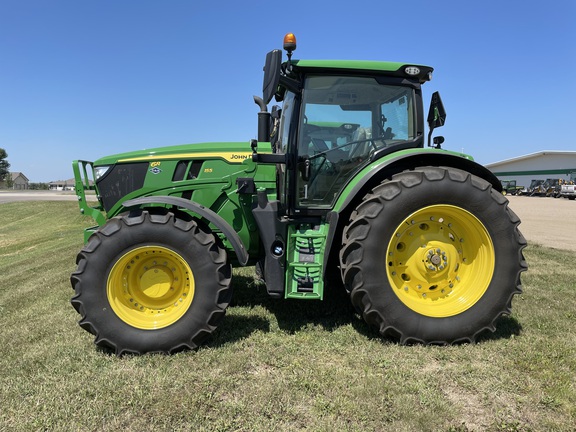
[97, 163, 148, 211]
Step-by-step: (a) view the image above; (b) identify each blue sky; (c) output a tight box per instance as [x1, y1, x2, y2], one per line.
[1, 0, 575, 182]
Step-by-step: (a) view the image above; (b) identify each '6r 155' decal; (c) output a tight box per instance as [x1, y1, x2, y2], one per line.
[149, 161, 162, 174]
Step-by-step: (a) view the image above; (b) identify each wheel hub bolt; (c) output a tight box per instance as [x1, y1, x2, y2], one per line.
[426, 249, 448, 271]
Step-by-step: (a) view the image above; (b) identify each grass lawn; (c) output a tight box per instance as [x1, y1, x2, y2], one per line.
[0, 201, 574, 431]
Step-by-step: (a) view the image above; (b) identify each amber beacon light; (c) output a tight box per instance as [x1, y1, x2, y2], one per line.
[283, 33, 297, 59]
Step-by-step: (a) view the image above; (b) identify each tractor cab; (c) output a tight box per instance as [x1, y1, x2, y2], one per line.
[253, 33, 444, 215]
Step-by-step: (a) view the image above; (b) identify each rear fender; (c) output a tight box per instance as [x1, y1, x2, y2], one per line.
[122, 196, 249, 266]
[334, 150, 502, 214]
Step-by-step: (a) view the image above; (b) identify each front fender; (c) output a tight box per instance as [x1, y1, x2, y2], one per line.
[122, 196, 249, 266]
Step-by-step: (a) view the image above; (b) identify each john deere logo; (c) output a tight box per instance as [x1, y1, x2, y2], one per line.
[231, 154, 250, 160]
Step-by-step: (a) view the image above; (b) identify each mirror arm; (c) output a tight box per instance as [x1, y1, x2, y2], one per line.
[251, 140, 287, 164]
[279, 75, 302, 95]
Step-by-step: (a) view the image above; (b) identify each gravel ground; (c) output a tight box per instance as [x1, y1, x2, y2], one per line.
[1, 190, 574, 251]
[506, 195, 575, 252]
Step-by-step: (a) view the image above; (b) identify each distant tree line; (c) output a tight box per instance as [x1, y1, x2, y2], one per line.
[29, 183, 50, 190]
[0, 148, 10, 182]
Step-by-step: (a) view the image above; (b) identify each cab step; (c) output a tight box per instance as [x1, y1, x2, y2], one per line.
[285, 223, 327, 299]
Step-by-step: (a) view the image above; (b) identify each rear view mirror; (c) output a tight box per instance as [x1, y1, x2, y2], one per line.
[263, 50, 282, 104]
[427, 91, 446, 147]
[427, 91, 446, 130]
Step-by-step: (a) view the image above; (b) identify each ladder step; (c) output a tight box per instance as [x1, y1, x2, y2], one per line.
[285, 223, 327, 300]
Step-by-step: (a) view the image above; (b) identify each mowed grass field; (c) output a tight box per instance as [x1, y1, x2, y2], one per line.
[0, 201, 574, 431]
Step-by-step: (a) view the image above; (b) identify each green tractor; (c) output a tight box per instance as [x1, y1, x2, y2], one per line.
[71, 34, 527, 355]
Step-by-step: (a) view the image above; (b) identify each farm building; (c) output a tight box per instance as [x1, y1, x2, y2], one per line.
[0, 172, 30, 190]
[49, 178, 75, 191]
[485, 151, 576, 188]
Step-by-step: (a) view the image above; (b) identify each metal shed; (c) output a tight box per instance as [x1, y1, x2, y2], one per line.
[485, 151, 576, 188]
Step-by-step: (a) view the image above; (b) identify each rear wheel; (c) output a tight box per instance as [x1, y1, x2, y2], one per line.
[340, 167, 527, 344]
[70, 210, 232, 354]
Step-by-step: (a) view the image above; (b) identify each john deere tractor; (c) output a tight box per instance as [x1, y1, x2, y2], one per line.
[71, 34, 527, 355]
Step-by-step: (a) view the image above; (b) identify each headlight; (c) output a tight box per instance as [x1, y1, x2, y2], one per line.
[94, 165, 111, 180]
[404, 66, 420, 76]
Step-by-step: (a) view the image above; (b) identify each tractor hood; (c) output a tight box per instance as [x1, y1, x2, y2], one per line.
[93, 141, 257, 166]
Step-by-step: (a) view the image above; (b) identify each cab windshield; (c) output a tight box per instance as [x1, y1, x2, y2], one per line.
[297, 75, 417, 208]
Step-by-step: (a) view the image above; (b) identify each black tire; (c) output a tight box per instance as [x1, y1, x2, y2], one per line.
[340, 167, 527, 344]
[70, 210, 232, 355]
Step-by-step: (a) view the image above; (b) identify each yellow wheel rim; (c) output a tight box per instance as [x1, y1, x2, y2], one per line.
[107, 246, 195, 329]
[386, 205, 494, 318]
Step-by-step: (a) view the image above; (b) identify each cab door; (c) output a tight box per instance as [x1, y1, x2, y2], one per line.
[275, 90, 300, 214]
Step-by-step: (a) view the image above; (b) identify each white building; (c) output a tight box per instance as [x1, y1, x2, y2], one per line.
[49, 178, 75, 191]
[485, 151, 576, 188]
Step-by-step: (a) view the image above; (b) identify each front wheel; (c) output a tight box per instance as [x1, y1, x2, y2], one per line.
[340, 167, 527, 344]
[70, 210, 232, 355]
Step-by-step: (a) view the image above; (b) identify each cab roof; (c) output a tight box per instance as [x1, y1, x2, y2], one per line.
[290, 59, 433, 83]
